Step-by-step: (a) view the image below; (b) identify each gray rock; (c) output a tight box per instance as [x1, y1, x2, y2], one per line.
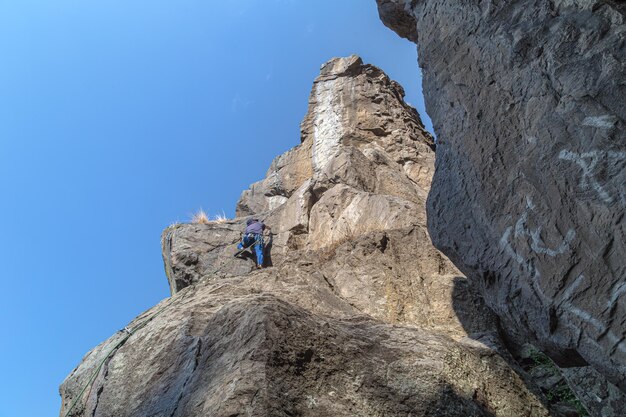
[60, 56, 551, 416]
[60, 284, 549, 417]
[236, 144, 313, 217]
[377, 0, 626, 395]
[561, 366, 626, 417]
[161, 220, 255, 293]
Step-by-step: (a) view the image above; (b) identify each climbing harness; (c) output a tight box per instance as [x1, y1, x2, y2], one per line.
[62, 297, 181, 417]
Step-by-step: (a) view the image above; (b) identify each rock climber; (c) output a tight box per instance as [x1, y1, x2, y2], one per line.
[237, 218, 271, 268]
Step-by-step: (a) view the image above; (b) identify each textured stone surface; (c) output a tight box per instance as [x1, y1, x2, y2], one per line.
[60, 281, 549, 417]
[377, 0, 626, 394]
[161, 221, 253, 294]
[61, 57, 553, 416]
[236, 54, 434, 220]
[562, 366, 626, 417]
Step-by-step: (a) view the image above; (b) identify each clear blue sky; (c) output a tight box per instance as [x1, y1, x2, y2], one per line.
[0, 1, 429, 416]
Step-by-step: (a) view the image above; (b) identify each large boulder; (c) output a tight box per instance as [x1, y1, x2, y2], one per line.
[377, 0, 626, 394]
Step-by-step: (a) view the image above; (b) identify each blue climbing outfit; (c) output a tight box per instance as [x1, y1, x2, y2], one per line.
[238, 219, 266, 266]
[238, 233, 264, 266]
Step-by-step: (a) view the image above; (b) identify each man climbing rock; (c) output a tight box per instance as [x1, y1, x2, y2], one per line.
[236, 218, 270, 268]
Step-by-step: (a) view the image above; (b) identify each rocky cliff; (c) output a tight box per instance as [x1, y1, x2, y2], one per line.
[59, 56, 558, 416]
[377, 0, 625, 406]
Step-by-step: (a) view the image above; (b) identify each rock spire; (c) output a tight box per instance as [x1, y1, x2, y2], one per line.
[60, 56, 553, 417]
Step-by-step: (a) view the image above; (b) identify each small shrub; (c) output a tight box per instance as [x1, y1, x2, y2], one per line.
[526, 346, 588, 416]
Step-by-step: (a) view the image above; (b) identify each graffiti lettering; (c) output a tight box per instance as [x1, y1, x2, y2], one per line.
[559, 150, 626, 204]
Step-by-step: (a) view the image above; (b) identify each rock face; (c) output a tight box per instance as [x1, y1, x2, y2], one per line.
[377, 0, 626, 393]
[60, 284, 547, 417]
[60, 57, 554, 417]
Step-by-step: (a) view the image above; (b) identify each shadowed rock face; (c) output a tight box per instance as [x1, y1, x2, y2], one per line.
[60, 57, 553, 417]
[376, 0, 626, 394]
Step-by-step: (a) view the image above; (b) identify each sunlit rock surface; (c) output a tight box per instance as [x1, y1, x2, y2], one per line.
[60, 56, 553, 417]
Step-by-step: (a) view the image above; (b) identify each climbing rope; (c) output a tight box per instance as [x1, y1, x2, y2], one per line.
[62, 297, 180, 417]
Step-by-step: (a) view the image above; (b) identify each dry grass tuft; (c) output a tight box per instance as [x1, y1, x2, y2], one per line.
[211, 211, 228, 224]
[190, 209, 230, 225]
[191, 209, 210, 224]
